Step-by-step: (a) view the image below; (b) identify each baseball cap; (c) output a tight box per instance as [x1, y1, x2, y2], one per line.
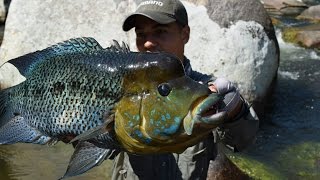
[122, 0, 188, 31]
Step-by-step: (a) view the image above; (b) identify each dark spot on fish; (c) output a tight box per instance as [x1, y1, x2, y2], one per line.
[51, 82, 65, 95]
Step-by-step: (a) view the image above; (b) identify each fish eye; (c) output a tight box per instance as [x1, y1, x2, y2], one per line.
[157, 83, 172, 96]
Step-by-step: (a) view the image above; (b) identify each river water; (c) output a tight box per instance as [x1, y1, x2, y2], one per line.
[228, 24, 320, 179]
[0, 21, 320, 180]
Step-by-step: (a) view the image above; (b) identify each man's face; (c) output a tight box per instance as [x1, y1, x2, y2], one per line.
[134, 15, 190, 61]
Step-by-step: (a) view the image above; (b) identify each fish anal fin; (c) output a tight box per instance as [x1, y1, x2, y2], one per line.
[60, 141, 117, 179]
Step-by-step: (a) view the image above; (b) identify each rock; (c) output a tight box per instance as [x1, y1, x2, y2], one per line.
[0, 62, 25, 90]
[297, 5, 320, 21]
[299, 0, 320, 6]
[226, 152, 286, 179]
[206, 151, 250, 180]
[282, 24, 320, 49]
[296, 31, 320, 48]
[261, 0, 308, 16]
[184, 0, 279, 116]
[0, 0, 6, 23]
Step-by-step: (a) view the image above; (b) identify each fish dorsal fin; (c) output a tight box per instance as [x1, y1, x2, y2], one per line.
[6, 37, 103, 76]
[106, 40, 130, 53]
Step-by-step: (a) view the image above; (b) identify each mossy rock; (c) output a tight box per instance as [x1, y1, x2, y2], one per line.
[282, 27, 300, 45]
[282, 24, 320, 49]
[225, 152, 285, 179]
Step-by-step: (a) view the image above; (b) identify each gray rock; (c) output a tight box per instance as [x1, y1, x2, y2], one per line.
[297, 5, 320, 21]
[183, 0, 279, 115]
[261, 0, 308, 16]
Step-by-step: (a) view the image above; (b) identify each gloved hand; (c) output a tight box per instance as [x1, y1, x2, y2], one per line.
[208, 77, 243, 122]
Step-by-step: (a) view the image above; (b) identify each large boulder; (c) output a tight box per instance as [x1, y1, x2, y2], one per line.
[0, 0, 279, 115]
[184, 0, 279, 115]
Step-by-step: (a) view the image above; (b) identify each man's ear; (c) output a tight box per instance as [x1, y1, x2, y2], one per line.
[181, 25, 190, 44]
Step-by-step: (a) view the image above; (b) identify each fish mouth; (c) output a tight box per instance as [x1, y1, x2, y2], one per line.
[183, 93, 226, 135]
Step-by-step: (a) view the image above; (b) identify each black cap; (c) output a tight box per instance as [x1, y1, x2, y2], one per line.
[122, 0, 188, 31]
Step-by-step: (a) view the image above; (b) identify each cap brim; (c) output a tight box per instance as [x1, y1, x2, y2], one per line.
[122, 11, 176, 31]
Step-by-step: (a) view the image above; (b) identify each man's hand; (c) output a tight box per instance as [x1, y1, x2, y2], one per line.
[208, 77, 243, 122]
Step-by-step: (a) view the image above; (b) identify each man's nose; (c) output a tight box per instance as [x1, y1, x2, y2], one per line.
[144, 38, 158, 52]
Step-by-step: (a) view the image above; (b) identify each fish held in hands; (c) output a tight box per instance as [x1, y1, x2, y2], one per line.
[0, 37, 226, 178]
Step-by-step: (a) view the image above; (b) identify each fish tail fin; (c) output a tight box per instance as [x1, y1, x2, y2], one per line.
[0, 115, 54, 145]
[60, 141, 118, 179]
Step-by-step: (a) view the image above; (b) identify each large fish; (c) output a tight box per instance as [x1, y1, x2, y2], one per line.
[0, 37, 226, 179]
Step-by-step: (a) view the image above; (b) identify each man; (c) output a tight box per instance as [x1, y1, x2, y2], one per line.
[112, 0, 259, 179]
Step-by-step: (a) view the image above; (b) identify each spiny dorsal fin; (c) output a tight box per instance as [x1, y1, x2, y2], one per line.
[52, 37, 103, 54]
[107, 40, 130, 53]
[6, 37, 103, 77]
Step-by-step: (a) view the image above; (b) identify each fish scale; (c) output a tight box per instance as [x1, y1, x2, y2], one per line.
[7, 51, 124, 137]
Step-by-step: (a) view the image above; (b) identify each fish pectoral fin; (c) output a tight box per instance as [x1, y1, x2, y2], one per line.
[70, 114, 115, 143]
[60, 141, 117, 179]
[70, 122, 114, 144]
[0, 116, 53, 145]
[70, 125, 106, 143]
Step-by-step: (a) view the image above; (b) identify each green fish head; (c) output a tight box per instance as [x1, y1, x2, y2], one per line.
[115, 52, 223, 153]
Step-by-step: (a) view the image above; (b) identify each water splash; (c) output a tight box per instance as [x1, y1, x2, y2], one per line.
[278, 69, 300, 80]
